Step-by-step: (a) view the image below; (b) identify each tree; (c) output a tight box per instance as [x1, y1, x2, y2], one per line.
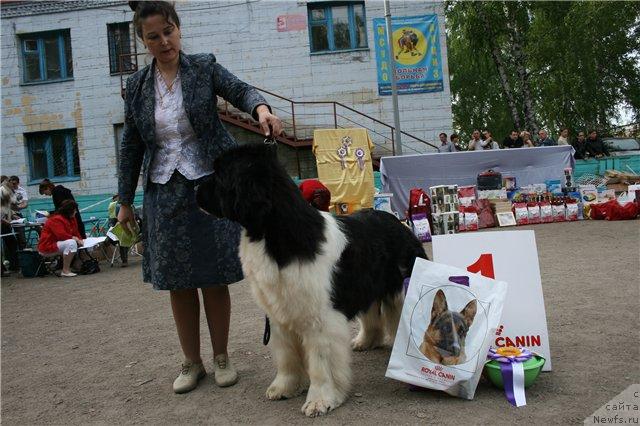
[446, 1, 640, 144]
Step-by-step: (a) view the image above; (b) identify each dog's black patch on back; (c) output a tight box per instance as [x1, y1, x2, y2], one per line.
[331, 210, 427, 319]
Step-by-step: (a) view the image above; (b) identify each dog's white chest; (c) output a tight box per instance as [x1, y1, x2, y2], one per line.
[238, 216, 347, 331]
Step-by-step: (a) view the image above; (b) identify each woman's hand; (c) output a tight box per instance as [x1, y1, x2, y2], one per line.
[117, 204, 136, 234]
[256, 105, 283, 138]
[73, 237, 84, 247]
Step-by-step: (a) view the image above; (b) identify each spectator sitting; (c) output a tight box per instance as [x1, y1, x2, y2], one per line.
[481, 130, 500, 149]
[39, 180, 86, 239]
[468, 129, 483, 151]
[520, 131, 535, 147]
[450, 133, 462, 151]
[536, 130, 557, 147]
[8, 176, 28, 214]
[438, 132, 456, 152]
[572, 131, 588, 159]
[557, 128, 570, 145]
[37, 200, 84, 277]
[502, 130, 524, 149]
[585, 130, 610, 158]
[299, 179, 331, 212]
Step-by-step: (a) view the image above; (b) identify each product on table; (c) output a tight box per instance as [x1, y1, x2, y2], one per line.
[503, 176, 517, 191]
[513, 203, 529, 225]
[431, 212, 459, 235]
[565, 202, 579, 221]
[410, 213, 432, 243]
[374, 193, 394, 214]
[477, 188, 508, 200]
[540, 202, 553, 223]
[527, 202, 541, 224]
[476, 199, 496, 228]
[597, 189, 616, 203]
[477, 170, 503, 190]
[386, 258, 508, 400]
[563, 168, 574, 190]
[430, 185, 459, 215]
[578, 184, 598, 204]
[496, 211, 516, 227]
[545, 180, 562, 195]
[458, 185, 477, 207]
[462, 207, 479, 231]
[552, 202, 566, 222]
[407, 188, 433, 231]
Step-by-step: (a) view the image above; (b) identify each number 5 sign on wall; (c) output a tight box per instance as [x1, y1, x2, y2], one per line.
[433, 231, 552, 371]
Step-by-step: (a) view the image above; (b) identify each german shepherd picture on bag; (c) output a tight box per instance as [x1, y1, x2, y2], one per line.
[419, 289, 477, 366]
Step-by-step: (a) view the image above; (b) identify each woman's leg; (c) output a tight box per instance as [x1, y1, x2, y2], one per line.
[201, 286, 231, 356]
[57, 239, 78, 274]
[170, 289, 202, 363]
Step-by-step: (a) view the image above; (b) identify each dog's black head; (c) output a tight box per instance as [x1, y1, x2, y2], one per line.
[196, 143, 289, 236]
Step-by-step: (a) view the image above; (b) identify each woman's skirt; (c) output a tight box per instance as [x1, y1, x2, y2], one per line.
[142, 171, 243, 290]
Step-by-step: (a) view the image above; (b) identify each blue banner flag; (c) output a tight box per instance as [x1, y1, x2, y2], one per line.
[373, 15, 444, 95]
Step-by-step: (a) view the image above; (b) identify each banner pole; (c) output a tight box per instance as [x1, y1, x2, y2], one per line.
[384, 0, 403, 156]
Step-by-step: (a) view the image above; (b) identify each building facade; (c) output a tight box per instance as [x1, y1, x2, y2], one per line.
[1, 0, 452, 199]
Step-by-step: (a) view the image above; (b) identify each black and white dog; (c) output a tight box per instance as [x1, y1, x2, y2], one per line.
[196, 144, 426, 417]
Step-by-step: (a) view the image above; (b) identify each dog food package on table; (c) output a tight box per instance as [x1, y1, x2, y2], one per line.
[431, 212, 459, 235]
[461, 206, 478, 232]
[552, 202, 566, 222]
[539, 202, 553, 223]
[410, 213, 432, 242]
[527, 202, 541, 224]
[565, 201, 579, 221]
[513, 203, 529, 225]
[386, 258, 508, 400]
[457, 185, 477, 207]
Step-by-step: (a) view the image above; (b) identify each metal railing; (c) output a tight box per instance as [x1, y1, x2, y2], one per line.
[117, 53, 439, 155]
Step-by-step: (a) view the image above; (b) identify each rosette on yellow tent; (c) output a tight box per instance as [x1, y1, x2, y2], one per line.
[312, 128, 375, 214]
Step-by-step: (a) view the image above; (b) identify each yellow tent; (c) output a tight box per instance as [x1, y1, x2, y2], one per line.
[312, 128, 375, 214]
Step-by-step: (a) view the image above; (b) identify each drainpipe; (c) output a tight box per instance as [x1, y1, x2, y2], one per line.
[384, 0, 403, 155]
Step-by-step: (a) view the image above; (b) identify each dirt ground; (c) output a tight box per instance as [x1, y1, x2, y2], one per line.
[2, 220, 639, 425]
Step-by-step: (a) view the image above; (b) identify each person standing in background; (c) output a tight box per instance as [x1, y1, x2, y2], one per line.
[557, 128, 570, 145]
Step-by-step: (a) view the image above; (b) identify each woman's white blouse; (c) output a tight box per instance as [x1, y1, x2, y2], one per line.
[149, 68, 214, 184]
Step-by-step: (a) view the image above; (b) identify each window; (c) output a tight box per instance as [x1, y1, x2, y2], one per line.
[107, 22, 137, 74]
[20, 30, 73, 83]
[308, 2, 367, 53]
[26, 130, 80, 182]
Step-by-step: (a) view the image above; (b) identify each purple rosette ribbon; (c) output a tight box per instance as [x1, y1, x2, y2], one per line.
[487, 347, 533, 407]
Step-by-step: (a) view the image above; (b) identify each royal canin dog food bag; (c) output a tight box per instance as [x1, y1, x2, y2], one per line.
[386, 259, 508, 400]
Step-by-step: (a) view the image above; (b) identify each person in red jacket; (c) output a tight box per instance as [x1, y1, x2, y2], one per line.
[38, 200, 84, 277]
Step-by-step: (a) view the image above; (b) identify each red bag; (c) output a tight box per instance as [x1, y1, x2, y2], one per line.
[408, 188, 433, 230]
[476, 199, 496, 228]
[590, 200, 639, 221]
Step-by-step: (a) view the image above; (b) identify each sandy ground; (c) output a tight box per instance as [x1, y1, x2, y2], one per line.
[2, 220, 639, 425]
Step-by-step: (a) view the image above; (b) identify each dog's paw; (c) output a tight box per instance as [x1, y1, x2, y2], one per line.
[301, 398, 336, 417]
[266, 377, 303, 400]
[351, 336, 384, 351]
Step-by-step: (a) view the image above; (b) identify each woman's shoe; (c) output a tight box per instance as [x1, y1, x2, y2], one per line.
[61, 271, 77, 277]
[173, 361, 206, 394]
[213, 354, 238, 387]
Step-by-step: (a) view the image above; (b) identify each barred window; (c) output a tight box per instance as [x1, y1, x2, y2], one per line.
[107, 22, 136, 74]
[20, 30, 73, 83]
[26, 129, 80, 182]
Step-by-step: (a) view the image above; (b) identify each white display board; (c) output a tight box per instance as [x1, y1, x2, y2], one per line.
[433, 230, 552, 371]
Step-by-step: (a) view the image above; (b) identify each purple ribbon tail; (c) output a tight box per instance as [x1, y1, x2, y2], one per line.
[499, 362, 517, 407]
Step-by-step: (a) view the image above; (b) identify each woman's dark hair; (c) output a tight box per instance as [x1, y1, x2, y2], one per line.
[39, 180, 55, 195]
[57, 199, 78, 219]
[129, 1, 180, 40]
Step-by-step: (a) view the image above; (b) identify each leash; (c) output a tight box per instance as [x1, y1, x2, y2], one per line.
[263, 316, 271, 345]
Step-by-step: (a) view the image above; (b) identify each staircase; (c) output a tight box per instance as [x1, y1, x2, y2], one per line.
[217, 86, 439, 165]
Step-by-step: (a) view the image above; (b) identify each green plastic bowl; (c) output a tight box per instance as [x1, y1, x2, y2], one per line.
[484, 356, 546, 389]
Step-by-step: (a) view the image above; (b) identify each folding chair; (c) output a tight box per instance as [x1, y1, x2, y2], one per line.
[36, 252, 62, 277]
[106, 227, 141, 267]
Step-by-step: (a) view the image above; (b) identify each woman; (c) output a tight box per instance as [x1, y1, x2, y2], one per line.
[557, 128, 570, 145]
[118, 1, 283, 394]
[38, 200, 84, 277]
[39, 180, 86, 239]
[520, 131, 535, 147]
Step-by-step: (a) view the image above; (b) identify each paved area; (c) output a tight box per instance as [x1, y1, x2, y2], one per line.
[2, 220, 639, 424]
